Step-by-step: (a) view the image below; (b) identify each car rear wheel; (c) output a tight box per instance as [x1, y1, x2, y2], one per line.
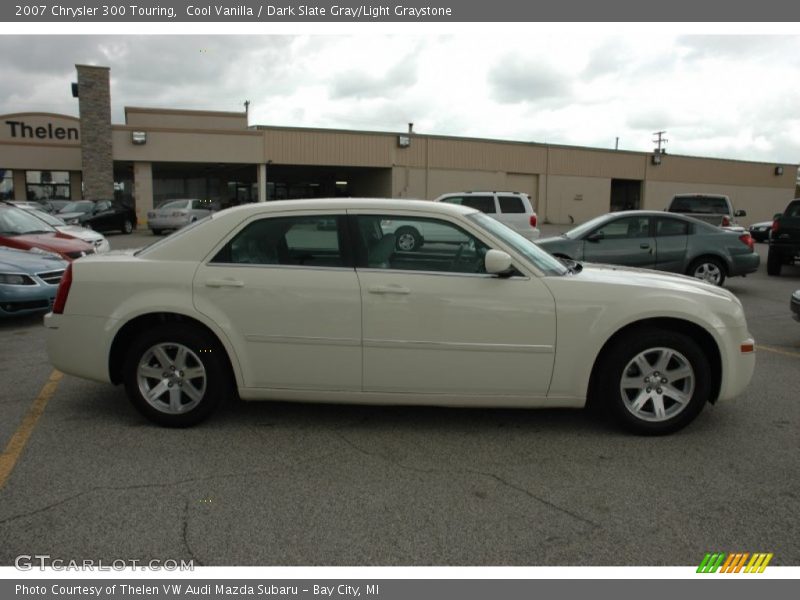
[688, 257, 726, 286]
[596, 329, 711, 435]
[766, 247, 782, 276]
[123, 324, 229, 427]
[122, 219, 134, 234]
[395, 227, 422, 252]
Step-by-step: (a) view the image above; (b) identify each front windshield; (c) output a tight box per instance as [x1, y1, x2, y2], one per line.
[59, 201, 93, 214]
[563, 214, 611, 239]
[0, 206, 57, 235]
[468, 213, 568, 276]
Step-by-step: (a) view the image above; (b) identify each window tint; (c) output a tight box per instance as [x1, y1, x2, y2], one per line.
[356, 215, 489, 274]
[594, 216, 650, 239]
[96, 201, 112, 211]
[670, 196, 728, 214]
[656, 218, 689, 237]
[212, 215, 344, 268]
[498, 196, 525, 213]
[441, 195, 496, 213]
[787, 202, 800, 218]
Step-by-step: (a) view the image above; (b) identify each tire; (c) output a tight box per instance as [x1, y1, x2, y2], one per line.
[123, 324, 229, 427]
[122, 219, 134, 234]
[687, 256, 726, 286]
[394, 226, 422, 252]
[595, 329, 712, 435]
[766, 247, 782, 276]
[151, 229, 163, 236]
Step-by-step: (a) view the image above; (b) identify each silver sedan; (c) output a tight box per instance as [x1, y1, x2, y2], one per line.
[147, 199, 216, 235]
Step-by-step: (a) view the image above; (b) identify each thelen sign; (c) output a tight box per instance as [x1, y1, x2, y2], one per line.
[0, 113, 80, 144]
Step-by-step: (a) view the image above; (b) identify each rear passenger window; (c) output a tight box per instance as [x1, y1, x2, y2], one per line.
[211, 215, 345, 267]
[657, 218, 689, 236]
[498, 196, 525, 213]
[442, 196, 496, 213]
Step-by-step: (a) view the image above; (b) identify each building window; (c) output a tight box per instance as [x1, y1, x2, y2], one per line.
[0, 169, 12, 200]
[25, 170, 71, 201]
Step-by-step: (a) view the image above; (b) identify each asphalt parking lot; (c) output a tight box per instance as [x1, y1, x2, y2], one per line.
[0, 226, 798, 567]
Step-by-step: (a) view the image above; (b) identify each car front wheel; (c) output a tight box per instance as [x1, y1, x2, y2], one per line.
[596, 329, 712, 435]
[123, 324, 229, 427]
[122, 219, 134, 234]
[394, 227, 422, 252]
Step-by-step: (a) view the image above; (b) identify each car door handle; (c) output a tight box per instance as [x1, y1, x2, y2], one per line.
[640, 243, 651, 249]
[368, 285, 411, 295]
[205, 278, 245, 288]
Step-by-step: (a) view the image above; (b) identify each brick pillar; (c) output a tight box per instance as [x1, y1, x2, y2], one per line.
[76, 65, 114, 201]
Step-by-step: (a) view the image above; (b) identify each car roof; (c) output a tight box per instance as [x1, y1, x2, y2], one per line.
[214, 198, 478, 218]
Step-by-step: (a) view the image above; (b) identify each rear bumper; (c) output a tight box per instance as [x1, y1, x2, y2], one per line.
[44, 312, 115, 383]
[729, 252, 760, 276]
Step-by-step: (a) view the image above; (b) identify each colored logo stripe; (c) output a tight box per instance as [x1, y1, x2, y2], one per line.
[697, 552, 773, 573]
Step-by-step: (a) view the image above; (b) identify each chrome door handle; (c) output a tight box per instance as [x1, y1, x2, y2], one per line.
[205, 279, 245, 288]
[640, 243, 650, 249]
[368, 285, 410, 295]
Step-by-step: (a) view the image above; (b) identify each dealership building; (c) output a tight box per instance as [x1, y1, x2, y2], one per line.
[1, 64, 797, 227]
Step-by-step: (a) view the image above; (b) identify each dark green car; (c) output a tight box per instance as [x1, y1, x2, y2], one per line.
[536, 211, 760, 286]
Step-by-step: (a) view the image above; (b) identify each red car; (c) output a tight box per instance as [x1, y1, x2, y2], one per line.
[0, 202, 94, 261]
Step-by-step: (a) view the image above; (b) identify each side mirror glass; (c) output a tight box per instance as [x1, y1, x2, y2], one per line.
[485, 249, 513, 275]
[734, 209, 747, 217]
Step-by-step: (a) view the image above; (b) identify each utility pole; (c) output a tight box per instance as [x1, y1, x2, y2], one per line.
[652, 130, 668, 154]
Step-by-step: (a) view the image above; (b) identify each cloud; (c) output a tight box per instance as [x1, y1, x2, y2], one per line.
[488, 56, 572, 104]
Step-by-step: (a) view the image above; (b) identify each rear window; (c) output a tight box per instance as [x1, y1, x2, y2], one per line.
[498, 196, 526, 213]
[441, 195, 496, 213]
[786, 201, 800, 217]
[670, 196, 729, 214]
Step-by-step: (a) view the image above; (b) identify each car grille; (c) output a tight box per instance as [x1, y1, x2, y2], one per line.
[1, 299, 50, 313]
[37, 270, 65, 285]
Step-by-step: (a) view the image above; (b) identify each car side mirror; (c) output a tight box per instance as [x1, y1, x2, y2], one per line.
[734, 209, 746, 217]
[485, 249, 513, 276]
[586, 231, 604, 242]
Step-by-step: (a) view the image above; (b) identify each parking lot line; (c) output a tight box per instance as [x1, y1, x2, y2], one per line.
[0, 370, 63, 491]
[755, 344, 800, 359]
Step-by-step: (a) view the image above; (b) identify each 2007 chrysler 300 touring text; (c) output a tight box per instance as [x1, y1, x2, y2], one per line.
[44, 199, 755, 434]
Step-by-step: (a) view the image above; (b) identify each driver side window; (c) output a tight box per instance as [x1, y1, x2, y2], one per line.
[355, 215, 489, 274]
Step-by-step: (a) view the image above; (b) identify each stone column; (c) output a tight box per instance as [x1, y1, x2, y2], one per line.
[257, 163, 267, 202]
[12, 170, 26, 201]
[133, 162, 153, 227]
[76, 65, 114, 201]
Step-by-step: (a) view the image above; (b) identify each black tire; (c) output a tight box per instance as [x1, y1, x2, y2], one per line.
[687, 256, 727, 286]
[766, 247, 782, 276]
[123, 324, 229, 427]
[595, 329, 712, 435]
[121, 219, 134, 234]
[151, 229, 163, 236]
[394, 226, 422, 252]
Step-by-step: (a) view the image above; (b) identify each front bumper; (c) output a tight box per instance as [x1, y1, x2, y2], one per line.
[716, 327, 756, 402]
[0, 285, 56, 318]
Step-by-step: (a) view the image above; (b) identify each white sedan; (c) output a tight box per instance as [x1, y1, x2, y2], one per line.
[44, 199, 755, 434]
[21, 207, 111, 253]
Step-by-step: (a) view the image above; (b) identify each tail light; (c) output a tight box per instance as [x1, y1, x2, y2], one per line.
[529, 215, 538, 228]
[738, 233, 755, 251]
[52, 263, 73, 314]
[721, 216, 731, 227]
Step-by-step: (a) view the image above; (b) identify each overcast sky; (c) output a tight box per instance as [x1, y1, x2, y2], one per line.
[1, 34, 799, 164]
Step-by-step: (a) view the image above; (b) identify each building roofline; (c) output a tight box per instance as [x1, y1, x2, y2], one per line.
[124, 106, 247, 120]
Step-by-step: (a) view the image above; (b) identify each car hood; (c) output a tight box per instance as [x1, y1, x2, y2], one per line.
[9, 232, 93, 253]
[0, 247, 67, 272]
[570, 262, 735, 301]
[56, 225, 103, 242]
